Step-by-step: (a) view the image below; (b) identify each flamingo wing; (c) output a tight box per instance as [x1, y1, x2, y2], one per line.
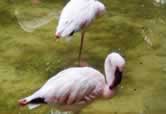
[38, 67, 104, 105]
[56, 0, 98, 37]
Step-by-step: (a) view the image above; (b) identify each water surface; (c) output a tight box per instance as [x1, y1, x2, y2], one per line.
[0, 0, 166, 114]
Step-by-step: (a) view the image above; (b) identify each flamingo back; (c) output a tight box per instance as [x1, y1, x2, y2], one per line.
[32, 67, 105, 107]
[56, 0, 104, 38]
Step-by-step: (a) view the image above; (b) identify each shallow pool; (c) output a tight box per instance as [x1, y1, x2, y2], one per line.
[0, 0, 166, 114]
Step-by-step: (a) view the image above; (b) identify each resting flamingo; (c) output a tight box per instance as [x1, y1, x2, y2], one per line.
[18, 52, 125, 114]
[55, 0, 106, 66]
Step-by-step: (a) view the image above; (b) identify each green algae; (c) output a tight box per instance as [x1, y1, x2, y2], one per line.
[0, 0, 166, 114]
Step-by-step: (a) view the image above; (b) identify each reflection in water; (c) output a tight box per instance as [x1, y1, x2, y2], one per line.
[14, 1, 61, 32]
[154, 0, 166, 6]
[14, 9, 59, 32]
[142, 29, 153, 47]
[154, 0, 166, 4]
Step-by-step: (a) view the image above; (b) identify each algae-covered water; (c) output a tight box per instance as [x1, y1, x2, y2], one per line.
[0, 0, 166, 114]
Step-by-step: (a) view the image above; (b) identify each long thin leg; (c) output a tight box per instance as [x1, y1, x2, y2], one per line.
[78, 32, 85, 66]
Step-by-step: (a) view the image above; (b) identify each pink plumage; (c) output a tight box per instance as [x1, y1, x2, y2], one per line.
[55, 0, 105, 37]
[18, 52, 125, 114]
[55, 0, 106, 66]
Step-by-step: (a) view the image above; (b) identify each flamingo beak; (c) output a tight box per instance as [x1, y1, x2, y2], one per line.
[109, 67, 122, 89]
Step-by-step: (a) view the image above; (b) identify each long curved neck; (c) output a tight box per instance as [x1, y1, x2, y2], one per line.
[104, 57, 116, 86]
[103, 56, 116, 98]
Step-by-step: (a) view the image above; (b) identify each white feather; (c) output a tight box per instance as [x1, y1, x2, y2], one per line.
[56, 0, 105, 38]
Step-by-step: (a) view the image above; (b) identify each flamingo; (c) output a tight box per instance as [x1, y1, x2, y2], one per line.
[18, 52, 125, 114]
[55, 0, 106, 66]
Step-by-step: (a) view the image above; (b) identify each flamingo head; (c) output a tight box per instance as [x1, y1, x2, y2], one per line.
[108, 52, 125, 89]
[95, 1, 106, 16]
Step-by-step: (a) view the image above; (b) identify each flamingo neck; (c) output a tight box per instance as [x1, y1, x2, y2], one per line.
[104, 56, 116, 86]
[103, 56, 116, 98]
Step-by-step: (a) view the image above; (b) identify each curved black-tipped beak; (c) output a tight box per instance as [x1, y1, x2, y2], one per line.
[109, 67, 122, 89]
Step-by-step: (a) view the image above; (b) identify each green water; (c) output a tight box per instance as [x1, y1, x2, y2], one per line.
[0, 0, 166, 114]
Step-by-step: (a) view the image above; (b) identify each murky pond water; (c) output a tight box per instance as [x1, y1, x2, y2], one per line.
[0, 0, 166, 114]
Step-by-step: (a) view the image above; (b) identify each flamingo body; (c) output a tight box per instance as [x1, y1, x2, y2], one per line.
[55, 0, 105, 66]
[56, 0, 105, 37]
[21, 67, 105, 111]
[19, 52, 125, 113]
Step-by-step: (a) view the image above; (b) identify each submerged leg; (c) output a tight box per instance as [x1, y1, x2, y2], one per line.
[78, 32, 85, 66]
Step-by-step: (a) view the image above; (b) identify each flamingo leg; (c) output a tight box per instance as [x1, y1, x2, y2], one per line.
[78, 32, 85, 66]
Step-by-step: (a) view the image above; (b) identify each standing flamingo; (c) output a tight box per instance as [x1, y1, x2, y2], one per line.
[55, 0, 106, 66]
[18, 52, 125, 114]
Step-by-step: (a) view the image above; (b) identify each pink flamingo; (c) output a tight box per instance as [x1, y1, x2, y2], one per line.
[18, 52, 125, 114]
[55, 0, 106, 66]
